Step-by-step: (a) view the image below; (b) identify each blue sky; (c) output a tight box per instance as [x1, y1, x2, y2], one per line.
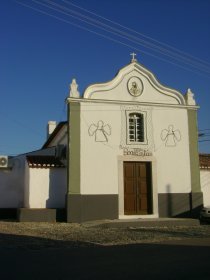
[1, 0, 210, 155]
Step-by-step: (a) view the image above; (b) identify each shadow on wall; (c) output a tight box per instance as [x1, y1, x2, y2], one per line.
[166, 185, 172, 217]
[0, 156, 25, 212]
[164, 185, 203, 218]
[46, 168, 67, 221]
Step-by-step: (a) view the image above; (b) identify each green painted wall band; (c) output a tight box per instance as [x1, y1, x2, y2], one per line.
[187, 109, 201, 192]
[67, 102, 80, 194]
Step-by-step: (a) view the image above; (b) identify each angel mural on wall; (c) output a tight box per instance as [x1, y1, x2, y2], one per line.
[88, 120, 111, 142]
[161, 125, 181, 147]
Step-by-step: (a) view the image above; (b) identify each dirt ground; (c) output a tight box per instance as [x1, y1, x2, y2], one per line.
[0, 221, 210, 247]
[1, 222, 210, 280]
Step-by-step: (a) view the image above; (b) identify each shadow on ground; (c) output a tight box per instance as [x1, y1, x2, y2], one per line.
[0, 233, 210, 280]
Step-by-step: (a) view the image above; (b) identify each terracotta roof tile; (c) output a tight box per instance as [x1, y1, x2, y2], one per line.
[199, 154, 210, 169]
[26, 156, 65, 168]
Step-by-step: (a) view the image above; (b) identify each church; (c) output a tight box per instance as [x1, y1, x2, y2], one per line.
[0, 54, 205, 222]
[66, 54, 203, 222]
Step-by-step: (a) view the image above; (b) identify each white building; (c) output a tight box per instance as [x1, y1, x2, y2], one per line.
[0, 122, 67, 221]
[66, 55, 203, 222]
[0, 56, 209, 222]
[200, 154, 210, 207]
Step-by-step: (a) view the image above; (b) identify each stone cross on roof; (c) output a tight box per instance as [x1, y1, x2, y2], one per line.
[130, 52, 137, 62]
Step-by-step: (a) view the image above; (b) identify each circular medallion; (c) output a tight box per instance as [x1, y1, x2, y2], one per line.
[127, 77, 143, 97]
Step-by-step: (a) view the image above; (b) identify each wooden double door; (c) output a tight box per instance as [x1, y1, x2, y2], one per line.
[124, 162, 152, 215]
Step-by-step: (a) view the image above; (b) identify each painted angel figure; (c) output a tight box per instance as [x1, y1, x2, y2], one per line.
[161, 125, 181, 147]
[88, 120, 111, 142]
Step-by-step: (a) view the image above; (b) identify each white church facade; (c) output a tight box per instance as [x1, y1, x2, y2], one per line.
[0, 55, 207, 222]
[66, 55, 203, 222]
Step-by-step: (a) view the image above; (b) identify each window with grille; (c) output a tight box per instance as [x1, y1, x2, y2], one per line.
[128, 113, 144, 143]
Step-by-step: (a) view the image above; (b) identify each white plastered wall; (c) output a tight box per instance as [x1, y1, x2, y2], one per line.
[200, 170, 210, 207]
[0, 155, 25, 208]
[80, 102, 159, 218]
[80, 102, 121, 195]
[80, 102, 191, 195]
[152, 107, 191, 194]
[26, 167, 67, 208]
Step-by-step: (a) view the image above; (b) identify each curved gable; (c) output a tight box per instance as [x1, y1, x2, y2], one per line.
[83, 61, 186, 105]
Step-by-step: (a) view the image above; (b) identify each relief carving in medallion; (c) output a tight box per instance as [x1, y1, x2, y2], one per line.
[127, 77, 143, 97]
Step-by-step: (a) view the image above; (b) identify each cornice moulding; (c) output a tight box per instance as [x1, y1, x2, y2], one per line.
[66, 97, 199, 110]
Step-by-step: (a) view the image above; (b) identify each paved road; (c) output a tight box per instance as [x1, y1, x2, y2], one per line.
[1, 234, 210, 280]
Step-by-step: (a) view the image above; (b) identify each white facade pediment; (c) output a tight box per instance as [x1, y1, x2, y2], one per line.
[83, 62, 186, 105]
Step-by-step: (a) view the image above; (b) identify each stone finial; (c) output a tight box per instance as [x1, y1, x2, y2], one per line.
[185, 88, 196, 106]
[69, 78, 80, 98]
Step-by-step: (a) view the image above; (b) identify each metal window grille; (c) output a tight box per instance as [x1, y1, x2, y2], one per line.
[129, 113, 144, 142]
